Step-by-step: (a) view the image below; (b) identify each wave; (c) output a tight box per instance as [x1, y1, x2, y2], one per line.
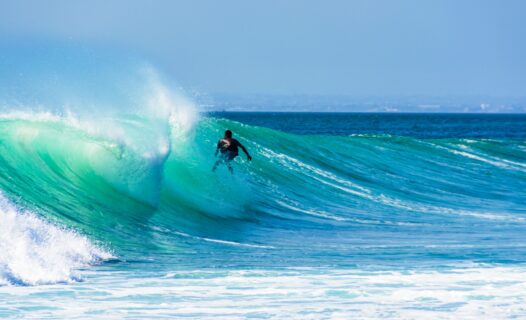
[1, 111, 524, 224]
[0, 45, 525, 285]
[0, 109, 525, 284]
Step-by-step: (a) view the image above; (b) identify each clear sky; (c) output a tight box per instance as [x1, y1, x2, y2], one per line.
[1, 0, 525, 97]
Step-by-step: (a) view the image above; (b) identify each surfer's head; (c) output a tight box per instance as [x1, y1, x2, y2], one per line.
[224, 130, 232, 138]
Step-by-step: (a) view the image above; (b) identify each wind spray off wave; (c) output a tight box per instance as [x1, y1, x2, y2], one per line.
[0, 43, 200, 284]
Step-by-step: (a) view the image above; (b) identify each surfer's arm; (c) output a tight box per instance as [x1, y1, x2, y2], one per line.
[239, 143, 252, 161]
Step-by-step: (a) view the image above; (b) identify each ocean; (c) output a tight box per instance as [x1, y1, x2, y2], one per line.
[0, 110, 525, 319]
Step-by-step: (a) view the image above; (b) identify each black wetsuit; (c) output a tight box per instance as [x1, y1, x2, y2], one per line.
[217, 138, 242, 161]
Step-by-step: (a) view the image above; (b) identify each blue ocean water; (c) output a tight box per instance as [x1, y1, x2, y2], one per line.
[0, 110, 525, 318]
[0, 46, 525, 318]
[210, 112, 526, 138]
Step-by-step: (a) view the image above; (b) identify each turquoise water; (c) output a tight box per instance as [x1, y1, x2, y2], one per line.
[0, 46, 525, 318]
[0, 110, 525, 318]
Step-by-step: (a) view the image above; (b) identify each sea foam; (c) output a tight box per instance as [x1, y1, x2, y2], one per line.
[0, 194, 112, 286]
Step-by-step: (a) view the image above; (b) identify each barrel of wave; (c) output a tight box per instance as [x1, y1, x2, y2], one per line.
[0, 113, 172, 240]
[161, 118, 255, 221]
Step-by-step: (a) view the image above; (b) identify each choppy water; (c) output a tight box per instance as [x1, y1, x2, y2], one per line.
[1, 45, 525, 318]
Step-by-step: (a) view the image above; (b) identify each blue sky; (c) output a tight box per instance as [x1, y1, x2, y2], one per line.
[1, 0, 525, 98]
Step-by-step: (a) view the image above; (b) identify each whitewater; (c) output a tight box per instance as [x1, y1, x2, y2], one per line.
[1, 46, 526, 319]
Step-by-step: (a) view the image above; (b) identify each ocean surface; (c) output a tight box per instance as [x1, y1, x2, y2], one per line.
[0, 107, 525, 319]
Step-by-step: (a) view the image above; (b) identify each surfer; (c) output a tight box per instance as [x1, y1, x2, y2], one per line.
[212, 130, 252, 174]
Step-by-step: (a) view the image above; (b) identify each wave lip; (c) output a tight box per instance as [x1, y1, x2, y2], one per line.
[0, 194, 112, 286]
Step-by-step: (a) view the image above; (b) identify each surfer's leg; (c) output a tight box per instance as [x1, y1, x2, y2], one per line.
[212, 159, 222, 171]
[226, 152, 236, 174]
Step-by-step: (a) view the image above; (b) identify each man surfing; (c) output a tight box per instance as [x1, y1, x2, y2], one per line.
[212, 130, 252, 174]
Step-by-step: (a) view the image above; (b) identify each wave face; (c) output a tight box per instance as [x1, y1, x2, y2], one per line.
[0, 111, 525, 277]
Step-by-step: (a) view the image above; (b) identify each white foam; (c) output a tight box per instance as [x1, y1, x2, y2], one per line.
[433, 143, 526, 173]
[0, 194, 113, 286]
[172, 231, 275, 249]
[3, 266, 525, 319]
[275, 199, 348, 221]
[260, 147, 371, 198]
